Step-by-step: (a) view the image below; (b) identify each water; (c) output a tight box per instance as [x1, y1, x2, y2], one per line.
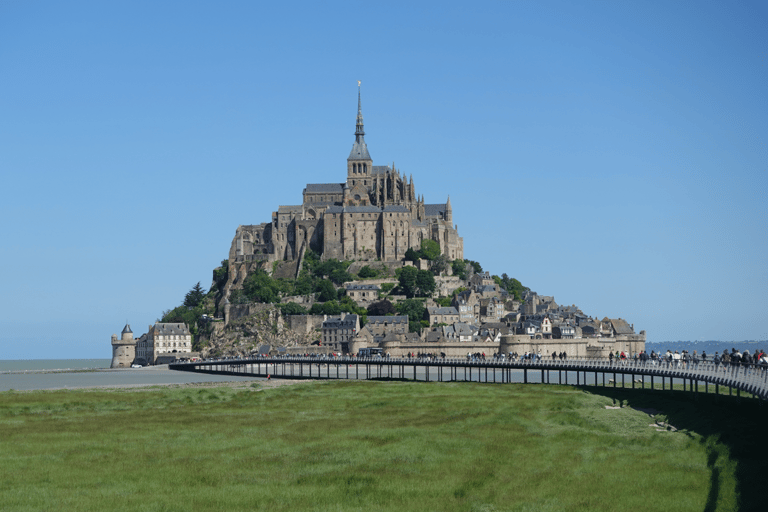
[646, 341, 766, 357]
[0, 359, 111, 372]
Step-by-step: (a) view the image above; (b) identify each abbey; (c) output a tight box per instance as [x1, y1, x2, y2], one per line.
[229, 87, 463, 266]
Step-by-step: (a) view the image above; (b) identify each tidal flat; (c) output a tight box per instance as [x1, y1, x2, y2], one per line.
[1, 380, 764, 511]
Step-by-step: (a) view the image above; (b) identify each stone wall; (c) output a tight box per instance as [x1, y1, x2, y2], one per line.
[499, 334, 646, 358]
[377, 340, 500, 358]
[287, 314, 326, 335]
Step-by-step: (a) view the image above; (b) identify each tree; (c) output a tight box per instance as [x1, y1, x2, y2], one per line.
[358, 265, 378, 278]
[419, 239, 441, 260]
[395, 299, 426, 332]
[429, 254, 449, 275]
[404, 247, 420, 263]
[367, 299, 396, 316]
[397, 266, 419, 298]
[183, 282, 206, 309]
[329, 268, 353, 286]
[243, 269, 280, 303]
[415, 269, 436, 297]
[279, 302, 308, 316]
[466, 259, 483, 274]
[212, 260, 229, 292]
[293, 275, 314, 296]
[315, 280, 337, 302]
[452, 259, 468, 280]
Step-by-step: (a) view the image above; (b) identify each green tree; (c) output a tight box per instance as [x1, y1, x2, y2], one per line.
[315, 280, 337, 302]
[212, 260, 229, 292]
[466, 259, 483, 274]
[404, 247, 420, 262]
[397, 266, 419, 298]
[339, 295, 359, 313]
[419, 239, 441, 260]
[294, 275, 314, 296]
[357, 265, 378, 278]
[415, 269, 436, 297]
[452, 259, 468, 280]
[183, 282, 206, 309]
[243, 269, 280, 303]
[279, 302, 308, 316]
[367, 299, 396, 316]
[329, 268, 353, 286]
[429, 254, 449, 275]
[396, 298, 426, 330]
[434, 296, 452, 307]
[310, 300, 342, 315]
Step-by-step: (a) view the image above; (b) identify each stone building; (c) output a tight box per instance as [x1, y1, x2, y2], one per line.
[228, 86, 463, 272]
[135, 323, 192, 365]
[321, 314, 360, 353]
[110, 324, 136, 368]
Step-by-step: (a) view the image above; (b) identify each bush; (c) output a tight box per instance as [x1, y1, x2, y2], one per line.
[357, 265, 378, 278]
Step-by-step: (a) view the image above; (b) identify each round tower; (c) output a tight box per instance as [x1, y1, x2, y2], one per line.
[110, 323, 137, 368]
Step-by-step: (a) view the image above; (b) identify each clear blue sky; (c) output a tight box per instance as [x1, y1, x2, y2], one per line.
[1, 1, 766, 359]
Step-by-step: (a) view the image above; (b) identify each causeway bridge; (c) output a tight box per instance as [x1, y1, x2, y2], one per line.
[169, 356, 768, 400]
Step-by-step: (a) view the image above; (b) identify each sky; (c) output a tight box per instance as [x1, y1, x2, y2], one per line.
[1, 0, 766, 359]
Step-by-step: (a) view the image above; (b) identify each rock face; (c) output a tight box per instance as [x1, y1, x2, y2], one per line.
[198, 304, 320, 358]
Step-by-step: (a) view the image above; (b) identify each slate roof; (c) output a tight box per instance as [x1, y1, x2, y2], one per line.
[322, 315, 359, 329]
[153, 323, 191, 336]
[348, 139, 371, 160]
[122, 324, 132, 334]
[610, 319, 635, 335]
[346, 284, 381, 291]
[427, 307, 459, 316]
[326, 205, 344, 214]
[277, 205, 302, 213]
[305, 183, 344, 193]
[383, 205, 410, 212]
[344, 206, 381, 214]
[424, 204, 447, 217]
[371, 165, 391, 175]
[367, 315, 408, 325]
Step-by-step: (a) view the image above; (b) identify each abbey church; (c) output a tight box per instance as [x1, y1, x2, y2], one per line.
[229, 87, 463, 265]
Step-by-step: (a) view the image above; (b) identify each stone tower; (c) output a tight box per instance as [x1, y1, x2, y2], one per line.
[347, 82, 373, 190]
[110, 323, 137, 368]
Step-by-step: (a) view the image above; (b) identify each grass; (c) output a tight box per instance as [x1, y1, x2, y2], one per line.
[0, 381, 765, 511]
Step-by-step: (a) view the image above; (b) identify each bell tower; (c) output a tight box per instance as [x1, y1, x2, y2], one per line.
[347, 81, 373, 189]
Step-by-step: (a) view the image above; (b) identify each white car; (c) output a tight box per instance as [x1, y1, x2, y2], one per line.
[131, 364, 142, 368]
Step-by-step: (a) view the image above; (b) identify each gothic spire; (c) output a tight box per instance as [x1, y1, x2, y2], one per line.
[355, 81, 365, 143]
[348, 81, 371, 161]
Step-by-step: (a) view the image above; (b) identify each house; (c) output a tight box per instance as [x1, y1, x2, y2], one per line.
[321, 314, 360, 353]
[442, 322, 476, 343]
[359, 315, 409, 344]
[427, 306, 459, 326]
[345, 283, 381, 303]
[453, 289, 479, 324]
[135, 323, 193, 365]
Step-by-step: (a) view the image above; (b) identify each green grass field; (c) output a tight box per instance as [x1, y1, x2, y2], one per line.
[1, 381, 765, 511]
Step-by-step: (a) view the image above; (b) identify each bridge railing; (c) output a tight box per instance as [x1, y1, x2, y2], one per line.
[170, 355, 768, 400]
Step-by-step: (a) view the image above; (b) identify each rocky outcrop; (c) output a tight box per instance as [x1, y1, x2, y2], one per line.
[198, 305, 321, 358]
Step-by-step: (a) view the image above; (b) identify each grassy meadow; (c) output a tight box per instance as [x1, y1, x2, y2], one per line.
[0, 380, 765, 511]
